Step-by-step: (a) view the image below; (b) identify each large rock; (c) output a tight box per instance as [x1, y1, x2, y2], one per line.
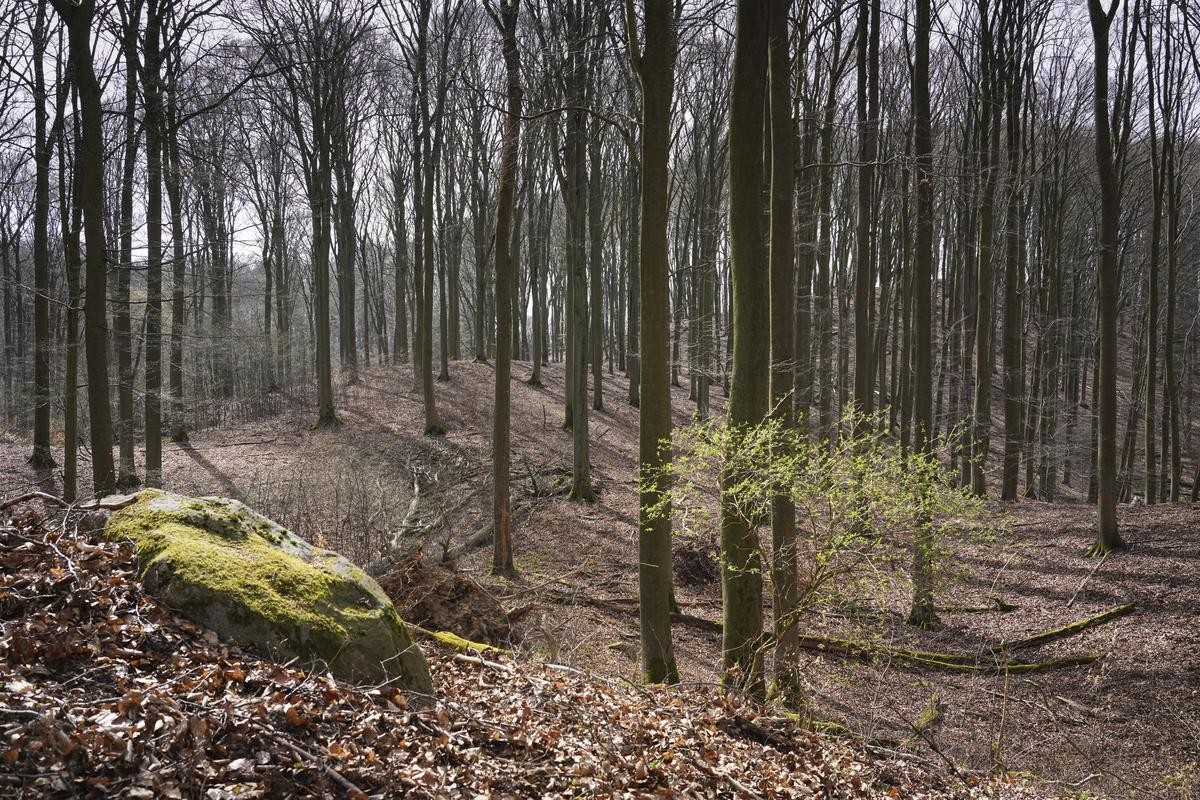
[103, 490, 432, 693]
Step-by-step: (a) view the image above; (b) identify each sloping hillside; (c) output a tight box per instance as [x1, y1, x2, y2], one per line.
[1, 361, 1197, 798]
[0, 505, 1049, 798]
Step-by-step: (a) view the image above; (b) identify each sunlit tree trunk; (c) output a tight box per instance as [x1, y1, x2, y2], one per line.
[626, 0, 679, 686]
[116, 2, 144, 489]
[491, 0, 521, 577]
[767, 0, 799, 707]
[722, 0, 768, 698]
[907, 0, 937, 629]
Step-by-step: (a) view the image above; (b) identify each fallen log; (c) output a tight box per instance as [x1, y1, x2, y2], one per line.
[411, 624, 507, 655]
[0, 491, 139, 513]
[794, 634, 1100, 674]
[1000, 602, 1135, 652]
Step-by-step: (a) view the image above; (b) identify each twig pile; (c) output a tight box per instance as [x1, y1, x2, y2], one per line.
[0, 509, 1049, 798]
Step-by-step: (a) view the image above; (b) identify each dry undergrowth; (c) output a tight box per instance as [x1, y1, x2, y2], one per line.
[1, 362, 1197, 798]
[0, 506, 1048, 798]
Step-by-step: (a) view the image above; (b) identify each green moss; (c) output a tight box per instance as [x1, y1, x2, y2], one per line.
[104, 490, 431, 691]
[913, 693, 942, 734]
[413, 624, 507, 654]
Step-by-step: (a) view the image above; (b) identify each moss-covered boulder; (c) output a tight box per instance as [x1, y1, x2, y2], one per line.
[103, 489, 432, 693]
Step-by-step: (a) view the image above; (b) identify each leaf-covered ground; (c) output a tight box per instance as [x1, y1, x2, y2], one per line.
[0, 507, 1047, 799]
[3, 362, 1197, 798]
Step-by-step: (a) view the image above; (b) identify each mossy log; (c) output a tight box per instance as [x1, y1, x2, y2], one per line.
[411, 624, 508, 654]
[999, 602, 1135, 652]
[794, 634, 1099, 674]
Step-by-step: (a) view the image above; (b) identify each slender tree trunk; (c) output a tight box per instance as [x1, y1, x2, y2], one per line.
[335, 144, 359, 384]
[852, 0, 879, 430]
[588, 129, 604, 411]
[971, 14, 1000, 496]
[767, 0, 799, 707]
[722, 0, 768, 698]
[627, 0, 679, 686]
[492, 0, 521, 576]
[626, 163, 641, 408]
[52, 0, 117, 496]
[1165, 128, 1180, 499]
[29, 1, 55, 470]
[1142, 15, 1162, 504]
[60, 98, 82, 501]
[392, 168, 411, 364]
[165, 84, 189, 443]
[1086, 0, 1123, 554]
[312, 118, 339, 427]
[143, 1, 164, 487]
[1000, 101, 1023, 501]
[116, 10, 143, 490]
[527, 189, 545, 386]
[907, 0, 938, 629]
[816, 73, 838, 445]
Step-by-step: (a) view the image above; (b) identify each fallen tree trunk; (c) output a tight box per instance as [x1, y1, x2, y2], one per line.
[999, 602, 1135, 652]
[794, 634, 1100, 674]
[411, 624, 506, 655]
[535, 587, 1124, 675]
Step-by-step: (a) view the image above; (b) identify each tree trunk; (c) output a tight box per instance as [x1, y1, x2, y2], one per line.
[722, 0, 768, 698]
[1142, 15, 1162, 504]
[588, 129, 604, 411]
[492, 0, 521, 577]
[767, 0, 799, 707]
[971, 10, 1000, 496]
[143, 0, 164, 487]
[165, 76, 189, 443]
[852, 0, 879, 431]
[626, 162, 641, 408]
[53, 0, 117, 496]
[628, 0, 679, 686]
[116, 7, 143, 490]
[392, 166, 411, 364]
[1086, 0, 1123, 554]
[29, 1, 55, 470]
[907, 0, 938, 629]
[59, 95, 82, 501]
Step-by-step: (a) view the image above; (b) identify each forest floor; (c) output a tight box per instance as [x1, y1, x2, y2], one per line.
[2, 360, 1198, 799]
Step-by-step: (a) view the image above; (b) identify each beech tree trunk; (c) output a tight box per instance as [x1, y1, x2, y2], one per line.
[491, 0, 521, 577]
[1086, 0, 1123, 554]
[628, 0, 679, 686]
[51, 0, 116, 496]
[766, 0, 799, 707]
[722, 0, 768, 698]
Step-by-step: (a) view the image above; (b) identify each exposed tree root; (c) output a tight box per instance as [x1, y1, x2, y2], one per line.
[27, 446, 56, 470]
[1084, 537, 1125, 558]
[311, 413, 344, 430]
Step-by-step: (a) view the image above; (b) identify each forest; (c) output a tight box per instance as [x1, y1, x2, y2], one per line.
[0, 0, 1198, 797]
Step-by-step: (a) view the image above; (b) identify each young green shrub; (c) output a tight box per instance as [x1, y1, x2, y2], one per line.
[644, 412, 987, 627]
